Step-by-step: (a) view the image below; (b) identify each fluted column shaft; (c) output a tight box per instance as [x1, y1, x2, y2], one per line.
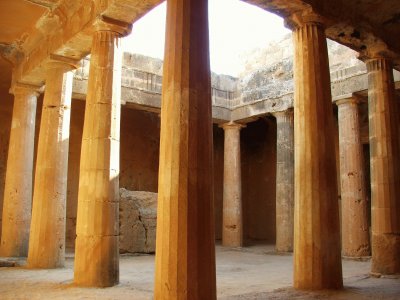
[0, 84, 38, 257]
[221, 122, 244, 247]
[154, 0, 216, 299]
[74, 21, 130, 287]
[336, 97, 370, 257]
[367, 57, 400, 275]
[27, 60, 75, 268]
[291, 13, 343, 289]
[274, 110, 294, 253]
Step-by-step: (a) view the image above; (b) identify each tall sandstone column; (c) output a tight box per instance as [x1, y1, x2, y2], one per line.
[366, 57, 400, 275]
[154, 0, 217, 299]
[73, 19, 131, 287]
[336, 97, 370, 258]
[274, 109, 294, 253]
[221, 122, 244, 247]
[27, 59, 75, 268]
[290, 11, 343, 289]
[0, 84, 38, 257]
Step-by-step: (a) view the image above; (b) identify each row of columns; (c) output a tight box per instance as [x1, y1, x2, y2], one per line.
[0, 1, 399, 298]
[0, 18, 132, 289]
[218, 9, 400, 291]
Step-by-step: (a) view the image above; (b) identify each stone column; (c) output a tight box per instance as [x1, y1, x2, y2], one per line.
[289, 11, 343, 289]
[0, 84, 38, 257]
[221, 122, 244, 247]
[73, 19, 131, 287]
[27, 58, 76, 268]
[366, 57, 400, 275]
[336, 97, 370, 258]
[154, 0, 217, 299]
[273, 109, 294, 253]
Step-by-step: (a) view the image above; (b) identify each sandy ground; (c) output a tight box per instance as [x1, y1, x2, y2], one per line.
[0, 244, 399, 299]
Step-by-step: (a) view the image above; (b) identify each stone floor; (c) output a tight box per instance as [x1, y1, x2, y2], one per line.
[0, 244, 399, 299]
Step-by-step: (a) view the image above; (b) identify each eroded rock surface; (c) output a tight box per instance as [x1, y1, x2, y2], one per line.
[119, 188, 157, 254]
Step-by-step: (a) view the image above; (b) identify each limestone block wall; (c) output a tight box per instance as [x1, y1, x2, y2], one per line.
[119, 189, 157, 253]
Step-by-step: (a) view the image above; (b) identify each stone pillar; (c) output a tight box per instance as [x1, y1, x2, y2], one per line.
[27, 59, 76, 268]
[0, 84, 38, 257]
[336, 97, 370, 258]
[290, 11, 343, 289]
[274, 109, 294, 253]
[221, 122, 244, 247]
[73, 19, 131, 287]
[366, 57, 400, 275]
[154, 0, 217, 299]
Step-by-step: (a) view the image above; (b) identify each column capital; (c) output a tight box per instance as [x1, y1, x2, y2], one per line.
[219, 121, 246, 130]
[357, 44, 399, 66]
[10, 81, 42, 97]
[364, 56, 393, 72]
[285, 8, 329, 30]
[47, 54, 80, 71]
[335, 94, 365, 106]
[93, 15, 133, 37]
[272, 108, 294, 120]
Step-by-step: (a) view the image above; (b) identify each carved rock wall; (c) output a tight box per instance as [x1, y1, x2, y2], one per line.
[119, 188, 157, 254]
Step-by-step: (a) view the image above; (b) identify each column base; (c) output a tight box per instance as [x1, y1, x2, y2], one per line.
[74, 235, 119, 287]
[275, 244, 293, 253]
[342, 244, 371, 258]
[371, 233, 400, 275]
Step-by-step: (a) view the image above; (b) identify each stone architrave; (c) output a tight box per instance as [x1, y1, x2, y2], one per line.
[273, 109, 294, 253]
[220, 122, 244, 248]
[336, 96, 370, 258]
[366, 57, 400, 275]
[289, 10, 343, 289]
[27, 58, 76, 268]
[73, 19, 131, 287]
[0, 83, 39, 257]
[154, 0, 217, 299]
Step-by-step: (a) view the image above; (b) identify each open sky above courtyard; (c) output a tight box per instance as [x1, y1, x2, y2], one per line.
[123, 0, 290, 76]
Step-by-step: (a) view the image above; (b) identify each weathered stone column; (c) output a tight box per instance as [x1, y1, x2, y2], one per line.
[366, 57, 400, 275]
[27, 58, 76, 268]
[154, 0, 217, 299]
[336, 97, 370, 258]
[73, 19, 131, 287]
[221, 122, 244, 247]
[0, 83, 38, 257]
[289, 11, 343, 289]
[273, 109, 294, 253]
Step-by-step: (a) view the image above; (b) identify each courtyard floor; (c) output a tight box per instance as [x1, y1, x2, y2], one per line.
[0, 244, 399, 299]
